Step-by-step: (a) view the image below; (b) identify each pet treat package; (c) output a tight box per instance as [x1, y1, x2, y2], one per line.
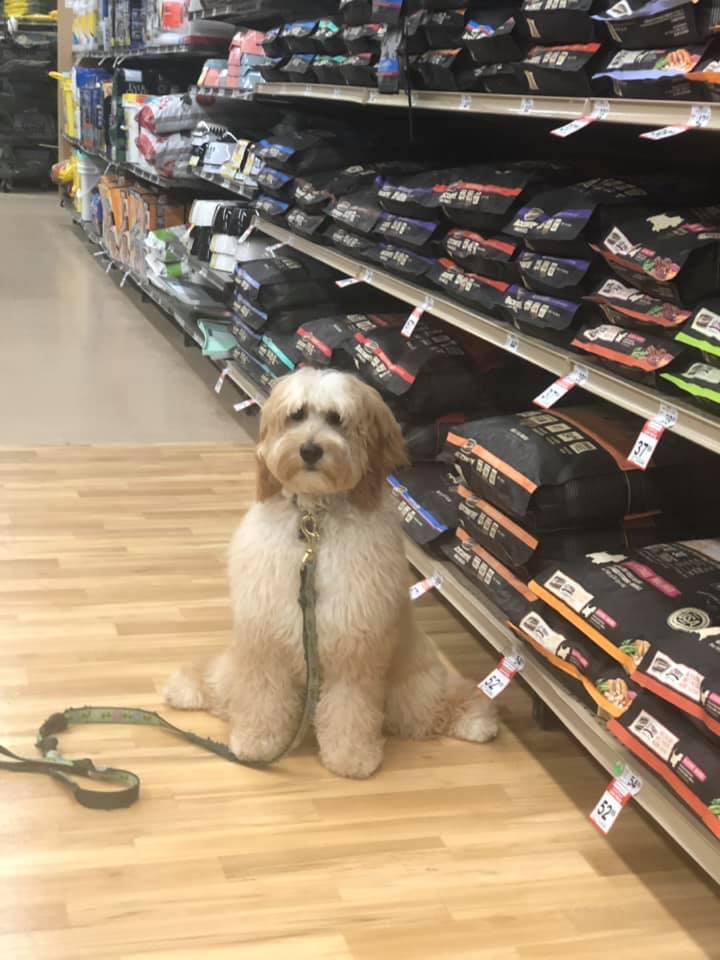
[387, 462, 460, 550]
[521, 0, 598, 43]
[592, 0, 714, 49]
[572, 324, 684, 381]
[312, 55, 350, 83]
[517, 42, 605, 97]
[593, 45, 707, 99]
[282, 20, 320, 53]
[428, 258, 510, 317]
[663, 360, 720, 411]
[341, 52, 378, 85]
[234, 256, 336, 311]
[377, 169, 466, 221]
[507, 178, 654, 258]
[281, 54, 316, 82]
[517, 251, 601, 299]
[466, 61, 528, 92]
[438, 164, 561, 233]
[365, 243, 438, 280]
[292, 312, 405, 366]
[500, 284, 592, 344]
[462, 10, 524, 64]
[675, 300, 720, 358]
[315, 19, 345, 53]
[340, 0, 373, 26]
[456, 484, 633, 575]
[254, 195, 291, 220]
[230, 317, 264, 360]
[443, 407, 649, 528]
[586, 278, 692, 334]
[325, 224, 377, 257]
[512, 606, 640, 716]
[328, 190, 385, 236]
[441, 526, 540, 623]
[256, 164, 294, 198]
[411, 49, 477, 91]
[374, 212, 443, 252]
[350, 318, 482, 418]
[287, 206, 329, 241]
[596, 207, 720, 305]
[424, 8, 466, 46]
[608, 693, 720, 838]
[443, 229, 522, 282]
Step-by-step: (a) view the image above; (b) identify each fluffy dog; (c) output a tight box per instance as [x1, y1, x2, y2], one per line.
[165, 368, 497, 778]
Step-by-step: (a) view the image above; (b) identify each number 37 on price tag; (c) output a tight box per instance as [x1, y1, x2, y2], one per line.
[628, 404, 678, 470]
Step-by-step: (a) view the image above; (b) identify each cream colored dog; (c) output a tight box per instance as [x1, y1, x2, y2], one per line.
[165, 368, 497, 778]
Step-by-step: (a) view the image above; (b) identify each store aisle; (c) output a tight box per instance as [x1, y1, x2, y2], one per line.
[0, 194, 248, 445]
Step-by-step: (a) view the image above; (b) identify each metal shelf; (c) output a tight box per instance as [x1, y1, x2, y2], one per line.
[255, 82, 720, 131]
[193, 168, 258, 200]
[73, 43, 227, 63]
[193, 84, 255, 101]
[62, 136, 215, 191]
[405, 538, 720, 885]
[253, 217, 720, 456]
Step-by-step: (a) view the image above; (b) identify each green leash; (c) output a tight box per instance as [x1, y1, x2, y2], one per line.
[0, 513, 323, 810]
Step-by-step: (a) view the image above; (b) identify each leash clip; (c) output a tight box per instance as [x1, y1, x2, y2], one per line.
[299, 511, 321, 565]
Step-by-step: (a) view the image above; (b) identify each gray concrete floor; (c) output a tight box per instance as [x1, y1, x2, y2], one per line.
[0, 193, 254, 445]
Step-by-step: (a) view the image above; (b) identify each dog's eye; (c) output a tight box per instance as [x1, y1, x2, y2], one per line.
[326, 411, 342, 427]
[289, 407, 306, 422]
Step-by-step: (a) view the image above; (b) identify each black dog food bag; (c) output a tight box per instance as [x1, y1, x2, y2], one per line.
[387, 461, 460, 552]
[501, 284, 591, 345]
[428, 258, 510, 318]
[593, 45, 707, 99]
[521, 0, 598, 44]
[443, 229, 522, 282]
[663, 360, 720, 412]
[586, 278, 692, 334]
[571, 323, 684, 381]
[439, 164, 559, 233]
[592, 0, 713, 49]
[462, 10, 524, 64]
[517, 42, 606, 97]
[608, 692, 720, 839]
[675, 299, 720, 358]
[234, 256, 335, 312]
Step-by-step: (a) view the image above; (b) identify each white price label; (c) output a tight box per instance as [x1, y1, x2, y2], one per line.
[478, 654, 525, 700]
[504, 333, 519, 354]
[409, 574, 442, 601]
[362, 268, 375, 284]
[551, 116, 594, 138]
[459, 94, 472, 110]
[640, 124, 689, 141]
[627, 405, 677, 470]
[402, 306, 424, 338]
[368, 89, 379, 103]
[690, 104, 712, 128]
[238, 224, 254, 244]
[305, 84, 313, 95]
[333, 87, 342, 98]
[335, 276, 362, 287]
[214, 367, 230, 395]
[233, 398, 257, 412]
[592, 99, 610, 120]
[533, 367, 588, 409]
[589, 766, 642, 834]
[266, 242, 286, 257]
[232, 89, 243, 98]
[519, 97, 534, 114]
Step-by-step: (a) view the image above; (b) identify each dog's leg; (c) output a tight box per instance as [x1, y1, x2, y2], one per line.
[315, 668, 386, 779]
[385, 605, 498, 744]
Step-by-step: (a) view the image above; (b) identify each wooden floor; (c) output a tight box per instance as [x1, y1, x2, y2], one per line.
[1, 444, 718, 960]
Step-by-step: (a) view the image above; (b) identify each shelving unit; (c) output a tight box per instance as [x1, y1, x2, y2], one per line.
[252, 217, 720, 457]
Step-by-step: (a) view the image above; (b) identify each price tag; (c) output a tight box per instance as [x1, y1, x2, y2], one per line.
[551, 101, 609, 138]
[335, 276, 362, 287]
[188, 154, 199, 168]
[368, 89, 379, 103]
[627, 404, 678, 470]
[459, 94, 472, 110]
[362, 267, 375, 284]
[589, 764, 642, 835]
[641, 104, 712, 140]
[233, 398, 257, 412]
[478, 654, 525, 700]
[214, 367, 230, 395]
[409, 573, 442, 601]
[402, 296, 433, 338]
[232, 89, 242, 98]
[304, 84, 313, 95]
[238, 224, 254, 244]
[333, 87, 343, 98]
[533, 367, 588, 409]
[519, 97, 534, 114]
[504, 333, 519, 354]
[266, 242, 286, 257]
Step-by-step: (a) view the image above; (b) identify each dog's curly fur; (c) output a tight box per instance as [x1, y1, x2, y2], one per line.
[165, 368, 497, 778]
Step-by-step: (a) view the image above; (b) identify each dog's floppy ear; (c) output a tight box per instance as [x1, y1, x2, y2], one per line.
[350, 381, 409, 512]
[255, 450, 281, 501]
[255, 384, 283, 502]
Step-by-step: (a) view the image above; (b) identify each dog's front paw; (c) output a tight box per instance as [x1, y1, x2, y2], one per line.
[164, 667, 205, 710]
[448, 697, 499, 744]
[320, 739, 384, 779]
[229, 725, 297, 764]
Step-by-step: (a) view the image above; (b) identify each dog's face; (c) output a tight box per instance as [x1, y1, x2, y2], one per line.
[256, 369, 408, 508]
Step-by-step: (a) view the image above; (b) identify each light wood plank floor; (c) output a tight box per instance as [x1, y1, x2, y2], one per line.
[1, 444, 717, 960]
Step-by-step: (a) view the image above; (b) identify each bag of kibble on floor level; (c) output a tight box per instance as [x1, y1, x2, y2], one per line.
[608, 692, 720, 839]
[511, 605, 640, 716]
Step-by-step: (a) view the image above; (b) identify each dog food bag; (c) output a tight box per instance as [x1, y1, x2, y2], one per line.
[374, 212, 443, 252]
[462, 10, 524, 64]
[442, 526, 540, 623]
[315, 19, 345, 53]
[255, 128, 352, 175]
[518, 251, 602, 299]
[312, 54, 351, 82]
[501, 284, 591, 344]
[443, 229, 522, 282]
[377, 168, 465, 221]
[373, 0, 404, 24]
[340, 0, 373, 26]
[456, 483, 631, 574]
[516, 42, 606, 97]
[281, 53, 317, 82]
[259, 56, 289, 82]
[325, 224, 377, 258]
[465, 60, 530, 92]
[351, 320, 481, 417]
[230, 317, 264, 360]
[412, 48, 475, 90]
[341, 51, 379, 84]
[608, 692, 720, 838]
[428, 258, 510, 317]
[365, 243, 438, 280]
[257, 333, 304, 375]
[261, 26, 287, 57]
[287, 206, 329, 242]
[423, 8, 467, 47]
[232, 343, 277, 394]
[438, 164, 560, 233]
[328, 189, 385, 236]
[256, 164, 294, 199]
[507, 178, 653, 258]
[387, 462, 460, 550]
[512, 606, 640, 716]
[586, 278, 692, 335]
[593, 45, 707, 99]
[293, 312, 405, 366]
[254, 195, 291, 220]
[675, 300, 720, 358]
[443, 406, 664, 529]
[233, 294, 341, 334]
[521, 0, 599, 44]
[234, 256, 335, 312]
[403, 411, 498, 461]
[281, 20, 320, 53]
[592, 0, 713, 49]
[596, 207, 720, 305]
[687, 53, 720, 99]
[530, 540, 720, 676]
[571, 323, 684, 381]
[295, 163, 410, 213]
[662, 360, 720, 412]
[343, 22, 387, 54]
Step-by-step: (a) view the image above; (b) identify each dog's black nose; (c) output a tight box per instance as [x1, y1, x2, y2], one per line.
[300, 442, 323, 466]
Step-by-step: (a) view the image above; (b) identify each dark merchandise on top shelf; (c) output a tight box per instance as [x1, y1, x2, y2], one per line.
[592, 0, 720, 49]
[593, 45, 710, 100]
[520, 0, 600, 45]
